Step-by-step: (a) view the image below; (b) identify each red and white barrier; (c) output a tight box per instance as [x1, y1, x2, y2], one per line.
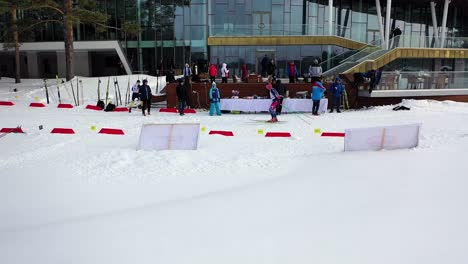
[159, 108, 178, 113]
[57, 103, 74, 109]
[321, 132, 346, 137]
[51, 128, 75, 134]
[184, 109, 197, 114]
[85, 105, 103, 111]
[29, 102, 46, 107]
[0, 101, 14, 106]
[209, 130, 234, 137]
[0, 127, 24, 133]
[113, 107, 129, 112]
[159, 108, 197, 114]
[98, 128, 125, 135]
[265, 132, 292, 138]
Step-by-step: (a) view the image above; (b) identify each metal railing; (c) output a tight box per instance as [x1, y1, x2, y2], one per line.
[321, 39, 383, 73]
[375, 71, 468, 90]
[386, 35, 468, 49]
[324, 35, 468, 77]
[209, 23, 367, 41]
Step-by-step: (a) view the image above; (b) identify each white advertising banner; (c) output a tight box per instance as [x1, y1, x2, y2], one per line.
[137, 123, 200, 151]
[344, 124, 421, 152]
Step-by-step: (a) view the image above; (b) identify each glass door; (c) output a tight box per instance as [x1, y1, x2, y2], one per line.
[253, 12, 272, 36]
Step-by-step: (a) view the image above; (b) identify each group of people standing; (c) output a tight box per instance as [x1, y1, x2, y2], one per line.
[265, 75, 345, 122]
[209, 63, 230, 84]
[175, 78, 221, 117]
[128, 79, 152, 116]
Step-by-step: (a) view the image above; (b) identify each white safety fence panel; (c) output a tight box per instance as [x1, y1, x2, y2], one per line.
[138, 123, 200, 151]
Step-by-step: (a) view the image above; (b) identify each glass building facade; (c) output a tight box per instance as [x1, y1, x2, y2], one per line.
[1, 0, 468, 77]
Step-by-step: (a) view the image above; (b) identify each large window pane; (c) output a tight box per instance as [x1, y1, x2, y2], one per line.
[191, 4, 207, 25]
[253, 0, 271, 12]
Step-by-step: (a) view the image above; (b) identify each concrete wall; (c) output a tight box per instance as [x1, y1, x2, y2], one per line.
[57, 51, 91, 77]
[26, 52, 39, 78]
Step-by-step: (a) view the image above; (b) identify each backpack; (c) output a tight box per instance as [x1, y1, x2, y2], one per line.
[96, 100, 105, 109]
[104, 103, 116, 112]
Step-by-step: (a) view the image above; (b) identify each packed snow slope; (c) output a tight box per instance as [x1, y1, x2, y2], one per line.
[1, 77, 468, 264]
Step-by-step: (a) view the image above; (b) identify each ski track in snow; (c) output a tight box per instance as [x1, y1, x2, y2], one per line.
[1, 77, 468, 263]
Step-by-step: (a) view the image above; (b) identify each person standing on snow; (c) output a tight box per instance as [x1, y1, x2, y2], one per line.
[266, 79, 281, 122]
[176, 79, 188, 116]
[209, 82, 222, 116]
[329, 77, 344, 113]
[128, 80, 140, 113]
[139, 79, 152, 116]
[311, 77, 326, 116]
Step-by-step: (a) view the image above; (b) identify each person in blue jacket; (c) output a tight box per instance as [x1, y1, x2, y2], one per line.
[311, 78, 326, 116]
[209, 82, 221, 116]
[329, 76, 344, 113]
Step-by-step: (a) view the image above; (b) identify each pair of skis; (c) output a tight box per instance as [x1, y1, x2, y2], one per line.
[103, 77, 122, 105]
[342, 88, 349, 110]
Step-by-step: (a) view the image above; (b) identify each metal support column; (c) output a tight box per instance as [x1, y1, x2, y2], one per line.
[327, 0, 334, 70]
[440, 0, 451, 48]
[385, 0, 392, 50]
[328, 0, 333, 36]
[137, 0, 144, 72]
[430, 1, 439, 47]
[376, 0, 386, 47]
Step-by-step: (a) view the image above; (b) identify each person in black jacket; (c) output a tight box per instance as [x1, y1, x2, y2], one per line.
[176, 79, 188, 116]
[139, 79, 152, 116]
[274, 79, 287, 115]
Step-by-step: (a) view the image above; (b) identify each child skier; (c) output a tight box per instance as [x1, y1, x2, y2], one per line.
[128, 80, 140, 113]
[209, 82, 221, 116]
[266, 80, 281, 122]
[329, 76, 344, 113]
[311, 77, 326, 116]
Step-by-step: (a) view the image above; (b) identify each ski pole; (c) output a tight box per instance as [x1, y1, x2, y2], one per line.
[114, 77, 119, 106]
[116, 78, 122, 106]
[44, 79, 50, 104]
[56, 75, 61, 104]
[125, 78, 130, 105]
[79, 80, 84, 106]
[278, 101, 313, 125]
[76, 78, 79, 106]
[70, 79, 77, 106]
[97, 78, 101, 101]
[105, 77, 110, 104]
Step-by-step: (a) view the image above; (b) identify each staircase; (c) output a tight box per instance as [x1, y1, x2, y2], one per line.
[323, 41, 385, 77]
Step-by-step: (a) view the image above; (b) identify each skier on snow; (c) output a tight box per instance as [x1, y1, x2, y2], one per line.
[266, 79, 281, 122]
[311, 77, 326, 116]
[128, 80, 140, 113]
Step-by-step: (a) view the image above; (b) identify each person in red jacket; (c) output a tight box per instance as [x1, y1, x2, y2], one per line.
[209, 64, 218, 84]
[241, 64, 248, 82]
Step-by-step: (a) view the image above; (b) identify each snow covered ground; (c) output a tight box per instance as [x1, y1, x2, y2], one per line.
[1, 76, 468, 264]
